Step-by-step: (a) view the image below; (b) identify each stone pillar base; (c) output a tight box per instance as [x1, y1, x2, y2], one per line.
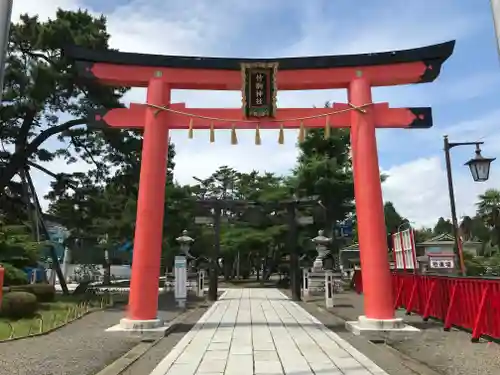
[345, 315, 419, 342]
[312, 258, 323, 272]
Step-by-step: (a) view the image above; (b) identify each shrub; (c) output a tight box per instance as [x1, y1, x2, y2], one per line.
[1, 263, 28, 286]
[11, 284, 56, 302]
[0, 291, 38, 319]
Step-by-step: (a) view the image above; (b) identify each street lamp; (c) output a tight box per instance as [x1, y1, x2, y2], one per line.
[443, 135, 496, 276]
[464, 144, 496, 182]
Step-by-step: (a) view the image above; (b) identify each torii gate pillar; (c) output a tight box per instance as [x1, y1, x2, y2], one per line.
[120, 77, 170, 329]
[344, 75, 416, 336]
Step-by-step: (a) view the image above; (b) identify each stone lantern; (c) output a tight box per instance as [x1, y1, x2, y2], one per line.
[176, 230, 196, 270]
[311, 229, 332, 272]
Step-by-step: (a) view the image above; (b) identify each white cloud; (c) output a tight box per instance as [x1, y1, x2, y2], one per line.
[437, 71, 500, 104]
[281, 0, 480, 57]
[382, 156, 500, 228]
[11, 0, 499, 227]
[12, 0, 80, 21]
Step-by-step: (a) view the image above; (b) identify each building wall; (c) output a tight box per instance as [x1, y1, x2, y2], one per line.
[424, 244, 454, 255]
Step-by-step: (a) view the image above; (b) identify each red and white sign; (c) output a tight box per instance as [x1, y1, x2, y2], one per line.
[392, 228, 417, 270]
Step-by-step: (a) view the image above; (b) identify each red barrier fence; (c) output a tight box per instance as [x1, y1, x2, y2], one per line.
[352, 270, 500, 342]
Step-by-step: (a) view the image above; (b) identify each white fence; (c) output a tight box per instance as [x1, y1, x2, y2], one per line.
[47, 264, 132, 284]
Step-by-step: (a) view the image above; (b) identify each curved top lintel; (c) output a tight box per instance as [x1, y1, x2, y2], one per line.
[63, 40, 455, 80]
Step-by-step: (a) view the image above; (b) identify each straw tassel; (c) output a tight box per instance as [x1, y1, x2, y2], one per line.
[209, 121, 215, 143]
[278, 124, 284, 144]
[231, 124, 238, 145]
[255, 124, 261, 145]
[324, 116, 331, 139]
[188, 118, 194, 139]
[298, 120, 305, 143]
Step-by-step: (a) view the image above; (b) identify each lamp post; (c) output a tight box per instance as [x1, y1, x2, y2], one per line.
[443, 135, 496, 275]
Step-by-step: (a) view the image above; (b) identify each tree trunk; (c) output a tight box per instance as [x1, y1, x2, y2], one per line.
[0, 118, 87, 192]
[25, 170, 69, 294]
[236, 249, 240, 279]
[223, 256, 231, 281]
[496, 226, 500, 255]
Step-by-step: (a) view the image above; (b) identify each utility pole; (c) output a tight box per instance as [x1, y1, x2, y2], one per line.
[491, 0, 500, 61]
[0, 0, 13, 103]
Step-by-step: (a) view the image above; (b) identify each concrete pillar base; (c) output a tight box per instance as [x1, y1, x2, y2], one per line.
[119, 317, 163, 330]
[105, 317, 168, 333]
[345, 315, 419, 342]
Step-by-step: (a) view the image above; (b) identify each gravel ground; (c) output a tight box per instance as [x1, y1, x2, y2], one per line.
[0, 292, 197, 375]
[306, 290, 500, 375]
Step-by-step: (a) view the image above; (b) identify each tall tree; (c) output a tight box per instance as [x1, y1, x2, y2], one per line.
[384, 201, 406, 234]
[191, 168, 291, 280]
[413, 227, 433, 243]
[0, 9, 130, 193]
[294, 125, 354, 238]
[459, 215, 491, 256]
[433, 217, 453, 235]
[46, 140, 177, 265]
[476, 188, 500, 254]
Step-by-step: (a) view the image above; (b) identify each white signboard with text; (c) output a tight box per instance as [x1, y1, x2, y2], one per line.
[429, 256, 455, 269]
[174, 256, 187, 301]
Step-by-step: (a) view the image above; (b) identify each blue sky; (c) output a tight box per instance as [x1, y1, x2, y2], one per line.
[13, 0, 500, 226]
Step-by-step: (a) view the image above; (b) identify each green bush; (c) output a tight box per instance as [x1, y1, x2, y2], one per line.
[1, 263, 28, 286]
[11, 284, 56, 302]
[0, 291, 38, 319]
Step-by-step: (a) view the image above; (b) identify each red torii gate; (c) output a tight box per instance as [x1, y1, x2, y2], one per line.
[64, 40, 454, 331]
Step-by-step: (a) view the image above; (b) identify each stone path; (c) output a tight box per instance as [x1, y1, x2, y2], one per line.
[150, 288, 388, 375]
[306, 291, 500, 375]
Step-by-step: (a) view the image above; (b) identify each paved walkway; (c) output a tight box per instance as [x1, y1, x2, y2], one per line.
[150, 288, 388, 375]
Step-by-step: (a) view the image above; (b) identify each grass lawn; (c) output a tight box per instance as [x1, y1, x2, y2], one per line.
[0, 294, 107, 340]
